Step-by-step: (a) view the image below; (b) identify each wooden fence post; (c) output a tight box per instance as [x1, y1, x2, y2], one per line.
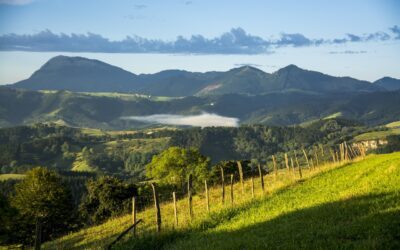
[284, 153, 290, 174]
[290, 157, 295, 177]
[251, 177, 255, 198]
[340, 143, 345, 162]
[314, 150, 319, 167]
[237, 161, 245, 194]
[257, 164, 265, 193]
[230, 174, 234, 205]
[188, 174, 193, 221]
[330, 149, 336, 163]
[173, 192, 178, 228]
[132, 196, 137, 237]
[336, 151, 340, 163]
[220, 166, 225, 205]
[294, 151, 302, 179]
[151, 183, 161, 233]
[272, 155, 278, 180]
[302, 149, 311, 170]
[205, 180, 210, 213]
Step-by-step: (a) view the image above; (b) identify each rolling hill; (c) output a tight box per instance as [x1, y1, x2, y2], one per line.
[42, 152, 400, 249]
[11, 56, 386, 96]
[1, 87, 400, 129]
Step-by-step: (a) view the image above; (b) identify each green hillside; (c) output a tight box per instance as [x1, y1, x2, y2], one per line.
[162, 153, 400, 249]
[2, 87, 400, 129]
[43, 152, 400, 249]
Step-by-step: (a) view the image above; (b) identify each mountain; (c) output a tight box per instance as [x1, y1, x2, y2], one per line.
[12, 56, 141, 92]
[264, 64, 381, 93]
[374, 77, 400, 91]
[11, 56, 384, 96]
[1, 87, 399, 129]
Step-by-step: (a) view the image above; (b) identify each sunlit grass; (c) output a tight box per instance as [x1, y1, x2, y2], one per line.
[163, 152, 400, 250]
[354, 128, 400, 141]
[44, 157, 352, 249]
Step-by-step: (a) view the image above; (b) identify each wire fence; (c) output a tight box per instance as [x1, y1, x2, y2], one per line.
[47, 142, 367, 249]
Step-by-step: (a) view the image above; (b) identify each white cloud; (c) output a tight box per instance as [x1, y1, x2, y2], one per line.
[0, 0, 34, 5]
[121, 113, 239, 127]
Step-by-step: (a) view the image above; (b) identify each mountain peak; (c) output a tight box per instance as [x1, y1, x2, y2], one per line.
[229, 65, 266, 74]
[374, 76, 400, 91]
[41, 55, 111, 70]
[277, 64, 304, 72]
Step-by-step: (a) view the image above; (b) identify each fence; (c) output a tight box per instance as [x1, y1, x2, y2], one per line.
[43, 143, 366, 249]
[67, 142, 367, 249]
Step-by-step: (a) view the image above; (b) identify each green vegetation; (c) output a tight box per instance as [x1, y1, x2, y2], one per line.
[354, 127, 400, 141]
[79, 176, 137, 225]
[146, 147, 210, 189]
[2, 86, 400, 129]
[1, 120, 399, 248]
[162, 153, 400, 250]
[41, 153, 400, 249]
[386, 120, 400, 128]
[6, 168, 75, 246]
[0, 124, 170, 178]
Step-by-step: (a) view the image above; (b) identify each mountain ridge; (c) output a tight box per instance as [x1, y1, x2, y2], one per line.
[10, 55, 391, 96]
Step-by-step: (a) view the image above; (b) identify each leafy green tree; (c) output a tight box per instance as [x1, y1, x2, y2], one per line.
[79, 176, 137, 224]
[11, 167, 74, 245]
[146, 147, 210, 189]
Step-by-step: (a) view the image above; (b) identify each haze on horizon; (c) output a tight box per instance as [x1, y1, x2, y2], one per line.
[0, 0, 399, 84]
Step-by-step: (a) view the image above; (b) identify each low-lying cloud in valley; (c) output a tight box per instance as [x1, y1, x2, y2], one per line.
[121, 113, 239, 127]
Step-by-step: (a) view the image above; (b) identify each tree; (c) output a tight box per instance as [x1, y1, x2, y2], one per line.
[146, 147, 210, 190]
[11, 167, 74, 245]
[79, 176, 137, 224]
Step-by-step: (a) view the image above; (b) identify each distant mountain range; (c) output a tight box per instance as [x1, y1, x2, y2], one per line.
[11, 55, 400, 96]
[3, 55, 400, 129]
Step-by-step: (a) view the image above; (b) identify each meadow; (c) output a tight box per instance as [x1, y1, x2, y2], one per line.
[42, 150, 400, 249]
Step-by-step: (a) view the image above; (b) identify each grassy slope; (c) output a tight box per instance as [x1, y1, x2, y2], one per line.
[44, 153, 400, 249]
[386, 121, 400, 128]
[354, 128, 400, 141]
[163, 152, 400, 250]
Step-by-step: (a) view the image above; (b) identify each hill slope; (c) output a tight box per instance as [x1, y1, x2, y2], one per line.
[162, 153, 400, 249]
[11, 56, 383, 96]
[43, 152, 400, 249]
[1, 87, 400, 128]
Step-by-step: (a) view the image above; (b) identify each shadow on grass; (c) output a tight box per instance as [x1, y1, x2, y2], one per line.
[118, 193, 400, 250]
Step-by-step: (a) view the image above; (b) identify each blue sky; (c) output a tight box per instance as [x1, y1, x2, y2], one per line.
[0, 0, 399, 83]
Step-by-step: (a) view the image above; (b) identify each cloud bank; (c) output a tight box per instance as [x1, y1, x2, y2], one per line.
[121, 113, 239, 127]
[0, 26, 398, 54]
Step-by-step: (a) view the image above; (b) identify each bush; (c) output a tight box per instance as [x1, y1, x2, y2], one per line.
[79, 176, 137, 224]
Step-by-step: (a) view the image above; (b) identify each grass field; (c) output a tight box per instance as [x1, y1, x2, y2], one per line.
[354, 128, 400, 141]
[160, 152, 400, 250]
[43, 152, 400, 249]
[386, 121, 400, 128]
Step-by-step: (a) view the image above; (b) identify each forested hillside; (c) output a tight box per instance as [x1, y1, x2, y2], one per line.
[1, 87, 400, 129]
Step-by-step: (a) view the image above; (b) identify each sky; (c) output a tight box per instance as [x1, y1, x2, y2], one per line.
[0, 0, 399, 84]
